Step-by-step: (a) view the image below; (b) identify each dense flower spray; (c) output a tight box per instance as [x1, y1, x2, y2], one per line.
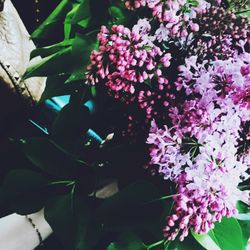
[147, 52, 250, 240]
[86, 0, 250, 241]
[86, 21, 174, 120]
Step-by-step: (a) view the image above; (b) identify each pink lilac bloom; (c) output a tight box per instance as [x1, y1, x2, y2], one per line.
[124, 0, 210, 41]
[86, 21, 173, 119]
[164, 170, 243, 241]
[86, 23, 170, 96]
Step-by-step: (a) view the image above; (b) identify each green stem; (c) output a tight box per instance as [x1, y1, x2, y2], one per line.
[47, 180, 75, 186]
[238, 185, 250, 190]
[70, 183, 76, 210]
[147, 240, 165, 249]
[236, 9, 250, 14]
[146, 194, 179, 204]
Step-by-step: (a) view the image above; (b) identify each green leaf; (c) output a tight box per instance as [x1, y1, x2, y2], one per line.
[30, 39, 73, 59]
[236, 201, 250, 247]
[40, 75, 81, 103]
[45, 194, 102, 250]
[107, 232, 146, 250]
[51, 103, 91, 152]
[71, 0, 91, 25]
[237, 201, 250, 214]
[1, 169, 48, 214]
[23, 47, 72, 79]
[32, 0, 73, 40]
[109, 6, 125, 24]
[238, 220, 250, 247]
[212, 217, 243, 250]
[192, 217, 244, 250]
[96, 181, 163, 232]
[235, 201, 250, 222]
[64, 3, 81, 39]
[65, 69, 86, 84]
[167, 235, 205, 250]
[71, 31, 99, 72]
[191, 230, 220, 250]
[45, 195, 75, 249]
[188, 0, 199, 7]
[21, 137, 86, 178]
[26, 31, 98, 79]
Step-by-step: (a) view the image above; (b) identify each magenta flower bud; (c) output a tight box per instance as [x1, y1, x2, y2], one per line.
[156, 68, 162, 76]
[190, 22, 199, 32]
[168, 219, 175, 227]
[147, 64, 155, 70]
[172, 214, 178, 221]
[158, 77, 165, 84]
[181, 29, 188, 37]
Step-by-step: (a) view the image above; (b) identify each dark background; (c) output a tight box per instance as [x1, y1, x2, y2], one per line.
[12, 0, 61, 33]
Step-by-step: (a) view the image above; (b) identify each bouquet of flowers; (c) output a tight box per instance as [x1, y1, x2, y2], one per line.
[1, 0, 250, 249]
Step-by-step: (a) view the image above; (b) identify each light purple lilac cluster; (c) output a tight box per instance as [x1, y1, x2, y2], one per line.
[147, 51, 250, 240]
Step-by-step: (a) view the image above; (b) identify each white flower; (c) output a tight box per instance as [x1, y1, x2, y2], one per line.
[155, 23, 169, 42]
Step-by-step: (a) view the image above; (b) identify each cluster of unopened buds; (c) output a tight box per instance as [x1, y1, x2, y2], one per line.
[86, 22, 174, 119]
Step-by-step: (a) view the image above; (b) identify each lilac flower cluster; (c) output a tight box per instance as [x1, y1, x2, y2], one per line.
[187, 6, 250, 60]
[86, 1, 250, 240]
[86, 0, 249, 125]
[123, 0, 209, 40]
[86, 22, 173, 119]
[147, 52, 250, 240]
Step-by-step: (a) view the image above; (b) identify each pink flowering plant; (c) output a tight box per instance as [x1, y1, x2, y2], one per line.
[2, 0, 250, 249]
[84, 0, 250, 248]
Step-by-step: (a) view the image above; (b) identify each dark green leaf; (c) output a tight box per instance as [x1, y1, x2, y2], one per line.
[30, 39, 73, 59]
[45, 194, 99, 250]
[109, 6, 125, 24]
[40, 75, 81, 103]
[21, 137, 86, 178]
[32, 0, 73, 40]
[51, 103, 91, 151]
[71, 31, 99, 72]
[96, 181, 163, 231]
[45, 194, 76, 250]
[107, 232, 146, 250]
[71, 0, 91, 25]
[167, 235, 205, 250]
[65, 69, 86, 84]
[23, 47, 72, 79]
[1, 169, 48, 214]
[237, 201, 250, 214]
[64, 3, 81, 39]
[239, 220, 250, 247]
